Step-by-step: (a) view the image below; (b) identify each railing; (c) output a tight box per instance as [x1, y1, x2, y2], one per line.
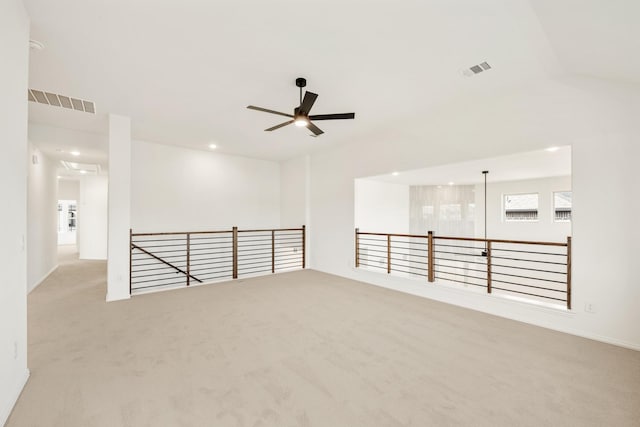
[130, 226, 305, 294]
[355, 229, 571, 309]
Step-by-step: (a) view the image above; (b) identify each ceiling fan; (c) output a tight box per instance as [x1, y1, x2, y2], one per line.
[247, 77, 355, 136]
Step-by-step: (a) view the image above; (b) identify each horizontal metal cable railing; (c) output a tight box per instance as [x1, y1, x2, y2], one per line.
[130, 226, 305, 294]
[355, 229, 571, 309]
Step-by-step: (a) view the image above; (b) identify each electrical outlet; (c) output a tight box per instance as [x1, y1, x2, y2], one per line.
[585, 303, 596, 313]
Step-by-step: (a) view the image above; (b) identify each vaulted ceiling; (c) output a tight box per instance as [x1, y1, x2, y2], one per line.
[24, 0, 638, 164]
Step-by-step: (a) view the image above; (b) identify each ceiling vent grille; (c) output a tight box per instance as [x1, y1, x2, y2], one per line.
[28, 89, 96, 114]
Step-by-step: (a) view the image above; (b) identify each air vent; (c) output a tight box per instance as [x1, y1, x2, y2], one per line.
[462, 61, 492, 77]
[28, 89, 96, 114]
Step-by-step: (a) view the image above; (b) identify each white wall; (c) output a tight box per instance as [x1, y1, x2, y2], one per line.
[27, 144, 58, 293]
[78, 175, 108, 260]
[0, 0, 30, 424]
[354, 179, 409, 234]
[307, 76, 640, 350]
[280, 155, 308, 227]
[476, 175, 572, 242]
[131, 140, 280, 232]
[58, 179, 79, 201]
[106, 114, 131, 302]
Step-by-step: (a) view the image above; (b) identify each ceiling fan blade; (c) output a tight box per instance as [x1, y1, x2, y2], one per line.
[265, 120, 294, 131]
[299, 91, 318, 115]
[247, 105, 293, 118]
[307, 122, 324, 136]
[309, 112, 355, 121]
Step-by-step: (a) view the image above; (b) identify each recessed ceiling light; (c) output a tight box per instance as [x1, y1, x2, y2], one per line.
[448, 182, 454, 186]
[29, 40, 44, 50]
[545, 146, 560, 152]
[208, 144, 217, 150]
[392, 172, 399, 176]
[70, 151, 80, 156]
[79, 170, 87, 174]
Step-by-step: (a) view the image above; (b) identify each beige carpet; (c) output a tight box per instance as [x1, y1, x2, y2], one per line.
[7, 248, 640, 426]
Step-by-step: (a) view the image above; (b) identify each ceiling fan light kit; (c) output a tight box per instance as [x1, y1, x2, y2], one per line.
[247, 77, 355, 136]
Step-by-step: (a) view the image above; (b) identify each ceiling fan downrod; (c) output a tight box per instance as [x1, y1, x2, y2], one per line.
[296, 77, 306, 106]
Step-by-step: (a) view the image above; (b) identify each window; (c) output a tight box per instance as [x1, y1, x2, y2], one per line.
[504, 193, 538, 221]
[554, 191, 572, 222]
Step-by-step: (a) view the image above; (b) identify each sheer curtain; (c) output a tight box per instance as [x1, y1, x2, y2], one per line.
[409, 185, 476, 238]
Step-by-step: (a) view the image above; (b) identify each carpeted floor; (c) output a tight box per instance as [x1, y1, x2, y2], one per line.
[7, 246, 640, 426]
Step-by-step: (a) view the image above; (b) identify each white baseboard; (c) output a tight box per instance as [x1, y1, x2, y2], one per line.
[0, 368, 29, 427]
[27, 264, 59, 294]
[540, 326, 640, 352]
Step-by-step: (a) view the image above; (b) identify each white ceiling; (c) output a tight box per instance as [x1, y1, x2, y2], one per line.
[531, 0, 640, 85]
[23, 0, 638, 163]
[363, 146, 571, 186]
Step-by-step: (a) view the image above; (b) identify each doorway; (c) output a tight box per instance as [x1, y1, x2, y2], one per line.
[58, 199, 77, 245]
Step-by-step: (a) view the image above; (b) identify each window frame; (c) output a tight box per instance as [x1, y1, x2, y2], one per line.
[553, 190, 572, 223]
[503, 192, 540, 223]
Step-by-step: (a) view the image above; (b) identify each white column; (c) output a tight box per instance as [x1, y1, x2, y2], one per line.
[107, 114, 131, 301]
[0, 1, 30, 423]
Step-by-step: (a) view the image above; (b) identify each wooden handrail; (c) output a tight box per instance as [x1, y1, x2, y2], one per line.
[356, 230, 567, 247]
[434, 236, 567, 247]
[357, 231, 432, 239]
[355, 228, 572, 309]
[239, 227, 304, 233]
[130, 225, 306, 295]
[131, 243, 202, 283]
[131, 230, 230, 237]
[131, 227, 303, 237]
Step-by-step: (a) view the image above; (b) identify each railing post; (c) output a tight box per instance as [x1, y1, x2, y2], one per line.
[129, 228, 132, 295]
[271, 230, 275, 273]
[566, 236, 572, 310]
[355, 228, 360, 268]
[387, 234, 391, 274]
[487, 240, 492, 293]
[302, 225, 306, 269]
[232, 226, 238, 279]
[428, 231, 434, 282]
[186, 233, 191, 287]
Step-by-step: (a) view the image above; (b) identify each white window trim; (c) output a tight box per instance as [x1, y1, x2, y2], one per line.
[553, 190, 572, 223]
[503, 192, 540, 223]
